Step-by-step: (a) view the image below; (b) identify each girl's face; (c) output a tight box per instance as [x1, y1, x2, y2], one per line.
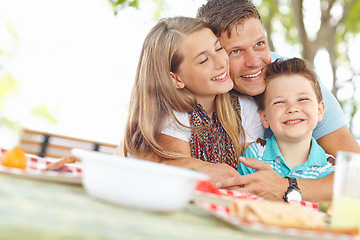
[260, 74, 325, 143]
[172, 28, 233, 106]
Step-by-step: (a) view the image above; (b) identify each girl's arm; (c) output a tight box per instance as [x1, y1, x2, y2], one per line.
[157, 133, 240, 183]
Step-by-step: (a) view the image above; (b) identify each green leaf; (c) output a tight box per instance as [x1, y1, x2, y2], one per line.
[31, 105, 58, 124]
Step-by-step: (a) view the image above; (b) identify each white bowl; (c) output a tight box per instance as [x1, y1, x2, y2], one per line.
[71, 149, 208, 212]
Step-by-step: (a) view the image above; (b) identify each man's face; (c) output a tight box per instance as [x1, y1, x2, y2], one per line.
[219, 17, 271, 96]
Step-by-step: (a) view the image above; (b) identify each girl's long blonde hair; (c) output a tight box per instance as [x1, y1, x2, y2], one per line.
[121, 16, 245, 161]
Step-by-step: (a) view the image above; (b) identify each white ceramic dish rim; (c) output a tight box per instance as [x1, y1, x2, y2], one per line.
[71, 148, 209, 180]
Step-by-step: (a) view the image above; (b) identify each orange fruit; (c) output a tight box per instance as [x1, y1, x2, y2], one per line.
[1, 146, 27, 169]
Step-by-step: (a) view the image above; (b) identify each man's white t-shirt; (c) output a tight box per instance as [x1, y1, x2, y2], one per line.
[161, 95, 264, 144]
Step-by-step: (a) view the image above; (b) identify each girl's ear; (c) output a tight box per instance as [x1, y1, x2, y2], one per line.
[170, 72, 185, 89]
[259, 110, 270, 129]
[317, 101, 325, 122]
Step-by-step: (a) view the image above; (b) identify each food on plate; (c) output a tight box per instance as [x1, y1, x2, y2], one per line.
[44, 156, 80, 171]
[1, 146, 27, 169]
[319, 202, 333, 217]
[195, 180, 222, 195]
[229, 199, 325, 229]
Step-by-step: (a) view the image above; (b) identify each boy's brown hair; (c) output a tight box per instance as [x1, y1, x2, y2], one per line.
[257, 58, 323, 110]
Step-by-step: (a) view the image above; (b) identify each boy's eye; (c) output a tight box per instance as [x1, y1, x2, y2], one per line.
[274, 101, 284, 105]
[299, 98, 309, 102]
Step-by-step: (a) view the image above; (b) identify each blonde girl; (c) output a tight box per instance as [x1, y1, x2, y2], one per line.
[120, 17, 263, 177]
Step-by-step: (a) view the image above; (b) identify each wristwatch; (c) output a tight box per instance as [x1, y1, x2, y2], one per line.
[283, 177, 302, 202]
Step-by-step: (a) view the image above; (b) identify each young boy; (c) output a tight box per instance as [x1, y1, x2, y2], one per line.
[197, 0, 359, 203]
[239, 58, 335, 183]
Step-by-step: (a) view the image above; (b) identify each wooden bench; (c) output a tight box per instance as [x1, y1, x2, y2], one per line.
[19, 128, 118, 159]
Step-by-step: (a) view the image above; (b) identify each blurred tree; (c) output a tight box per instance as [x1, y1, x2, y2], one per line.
[108, 0, 165, 18]
[0, 20, 57, 133]
[256, 0, 360, 138]
[108, 0, 139, 14]
[0, 21, 21, 131]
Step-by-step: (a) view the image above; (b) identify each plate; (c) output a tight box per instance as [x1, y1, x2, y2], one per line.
[0, 148, 82, 185]
[192, 190, 358, 240]
[195, 201, 358, 239]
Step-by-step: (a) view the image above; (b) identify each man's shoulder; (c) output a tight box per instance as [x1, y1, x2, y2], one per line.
[271, 52, 288, 62]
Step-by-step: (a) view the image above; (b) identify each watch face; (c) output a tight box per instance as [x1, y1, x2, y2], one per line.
[287, 189, 303, 201]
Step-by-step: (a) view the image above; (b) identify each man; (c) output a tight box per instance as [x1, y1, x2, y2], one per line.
[195, 0, 360, 203]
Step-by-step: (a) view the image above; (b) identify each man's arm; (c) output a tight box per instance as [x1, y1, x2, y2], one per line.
[217, 157, 333, 203]
[158, 133, 241, 183]
[313, 74, 360, 155]
[317, 125, 360, 156]
[297, 173, 333, 203]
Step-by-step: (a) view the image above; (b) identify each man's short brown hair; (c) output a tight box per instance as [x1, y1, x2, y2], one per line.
[197, 0, 261, 37]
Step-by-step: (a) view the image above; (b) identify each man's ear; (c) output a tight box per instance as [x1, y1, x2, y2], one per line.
[259, 110, 270, 129]
[317, 101, 325, 122]
[170, 72, 185, 89]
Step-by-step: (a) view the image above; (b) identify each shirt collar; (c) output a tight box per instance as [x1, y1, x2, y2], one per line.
[306, 137, 328, 166]
[262, 135, 327, 166]
[262, 135, 282, 161]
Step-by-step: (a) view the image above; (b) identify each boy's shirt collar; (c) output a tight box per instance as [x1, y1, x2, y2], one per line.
[262, 135, 328, 168]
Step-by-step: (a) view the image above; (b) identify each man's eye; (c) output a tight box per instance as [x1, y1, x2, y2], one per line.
[255, 41, 267, 48]
[230, 49, 241, 55]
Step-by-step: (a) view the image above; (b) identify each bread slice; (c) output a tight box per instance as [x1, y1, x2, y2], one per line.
[229, 199, 325, 228]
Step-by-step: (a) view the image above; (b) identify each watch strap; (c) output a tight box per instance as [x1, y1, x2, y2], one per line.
[283, 177, 301, 202]
[286, 177, 299, 189]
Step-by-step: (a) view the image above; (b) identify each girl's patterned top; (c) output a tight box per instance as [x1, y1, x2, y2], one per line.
[189, 92, 241, 169]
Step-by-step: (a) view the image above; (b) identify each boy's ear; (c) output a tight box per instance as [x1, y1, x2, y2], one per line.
[170, 72, 185, 89]
[259, 110, 270, 129]
[317, 101, 325, 122]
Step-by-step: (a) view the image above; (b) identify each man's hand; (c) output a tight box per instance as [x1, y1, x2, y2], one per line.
[202, 162, 241, 183]
[216, 157, 288, 201]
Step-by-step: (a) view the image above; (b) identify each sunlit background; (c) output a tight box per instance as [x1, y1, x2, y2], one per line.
[0, 0, 359, 149]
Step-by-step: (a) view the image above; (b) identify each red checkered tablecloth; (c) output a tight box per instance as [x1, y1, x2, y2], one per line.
[0, 148, 82, 183]
[193, 180, 358, 239]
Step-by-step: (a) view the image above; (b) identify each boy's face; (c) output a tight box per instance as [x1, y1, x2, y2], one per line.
[259, 74, 325, 143]
[219, 17, 271, 96]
